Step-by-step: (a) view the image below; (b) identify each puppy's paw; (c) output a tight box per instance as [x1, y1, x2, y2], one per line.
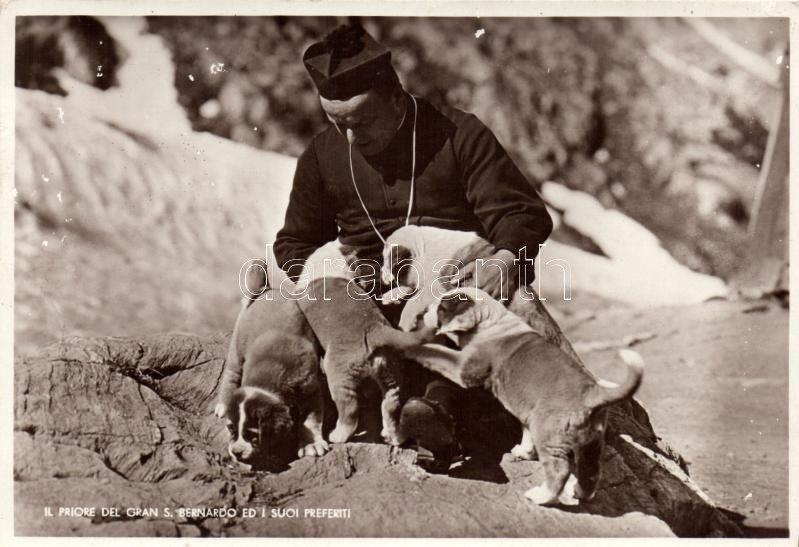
[214, 403, 227, 418]
[298, 439, 330, 458]
[524, 484, 559, 506]
[414, 325, 439, 344]
[328, 426, 352, 444]
[381, 426, 406, 446]
[558, 475, 580, 506]
[380, 288, 401, 306]
[381, 285, 415, 305]
[574, 480, 597, 502]
[510, 444, 536, 461]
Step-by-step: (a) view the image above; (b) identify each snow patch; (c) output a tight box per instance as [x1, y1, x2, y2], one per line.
[539, 182, 728, 307]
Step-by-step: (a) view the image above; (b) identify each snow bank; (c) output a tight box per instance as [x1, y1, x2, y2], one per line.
[538, 182, 729, 306]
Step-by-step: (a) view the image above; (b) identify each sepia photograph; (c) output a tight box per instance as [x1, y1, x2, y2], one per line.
[6, 3, 791, 540]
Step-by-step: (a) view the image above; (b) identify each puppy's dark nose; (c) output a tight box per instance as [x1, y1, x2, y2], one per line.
[231, 445, 245, 456]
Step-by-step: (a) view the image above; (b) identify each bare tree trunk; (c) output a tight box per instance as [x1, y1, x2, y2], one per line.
[735, 51, 789, 293]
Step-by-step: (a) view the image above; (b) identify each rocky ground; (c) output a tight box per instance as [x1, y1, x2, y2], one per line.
[14, 295, 788, 537]
[13, 325, 747, 538]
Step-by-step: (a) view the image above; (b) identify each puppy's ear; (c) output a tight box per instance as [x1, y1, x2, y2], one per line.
[256, 403, 294, 433]
[436, 293, 479, 336]
[387, 245, 414, 283]
[254, 403, 297, 466]
[394, 245, 412, 265]
[439, 291, 473, 308]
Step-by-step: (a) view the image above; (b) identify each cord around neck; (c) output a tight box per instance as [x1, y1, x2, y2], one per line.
[348, 94, 418, 246]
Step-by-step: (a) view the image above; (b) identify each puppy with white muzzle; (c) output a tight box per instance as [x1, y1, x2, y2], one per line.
[216, 265, 329, 470]
[381, 225, 575, 363]
[407, 287, 644, 505]
[380, 225, 491, 331]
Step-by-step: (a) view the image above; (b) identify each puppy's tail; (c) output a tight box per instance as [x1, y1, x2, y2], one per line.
[585, 349, 644, 410]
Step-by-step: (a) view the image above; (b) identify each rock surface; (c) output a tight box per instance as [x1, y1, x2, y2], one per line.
[15, 334, 741, 537]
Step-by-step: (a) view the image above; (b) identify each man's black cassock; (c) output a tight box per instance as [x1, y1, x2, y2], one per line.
[274, 97, 553, 272]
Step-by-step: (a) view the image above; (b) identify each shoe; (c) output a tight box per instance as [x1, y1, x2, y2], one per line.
[400, 396, 460, 473]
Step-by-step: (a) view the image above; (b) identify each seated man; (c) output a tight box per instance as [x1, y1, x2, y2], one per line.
[274, 23, 553, 470]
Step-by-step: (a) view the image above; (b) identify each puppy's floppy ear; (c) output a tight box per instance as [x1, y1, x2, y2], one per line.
[253, 402, 297, 467]
[255, 403, 293, 429]
[393, 245, 413, 264]
[436, 292, 479, 337]
[383, 244, 414, 281]
[255, 402, 294, 436]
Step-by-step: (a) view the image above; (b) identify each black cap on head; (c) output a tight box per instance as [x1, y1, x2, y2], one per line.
[303, 23, 395, 100]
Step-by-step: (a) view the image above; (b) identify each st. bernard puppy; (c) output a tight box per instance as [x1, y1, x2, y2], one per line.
[294, 240, 437, 446]
[408, 287, 644, 506]
[380, 225, 493, 331]
[216, 276, 328, 470]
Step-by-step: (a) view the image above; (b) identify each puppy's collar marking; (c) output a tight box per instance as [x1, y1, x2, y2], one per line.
[241, 385, 283, 405]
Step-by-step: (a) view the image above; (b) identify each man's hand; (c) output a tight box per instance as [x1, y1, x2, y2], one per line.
[448, 248, 518, 300]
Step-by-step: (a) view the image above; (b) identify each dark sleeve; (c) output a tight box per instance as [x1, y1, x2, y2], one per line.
[454, 114, 552, 257]
[274, 141, 338, 275]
